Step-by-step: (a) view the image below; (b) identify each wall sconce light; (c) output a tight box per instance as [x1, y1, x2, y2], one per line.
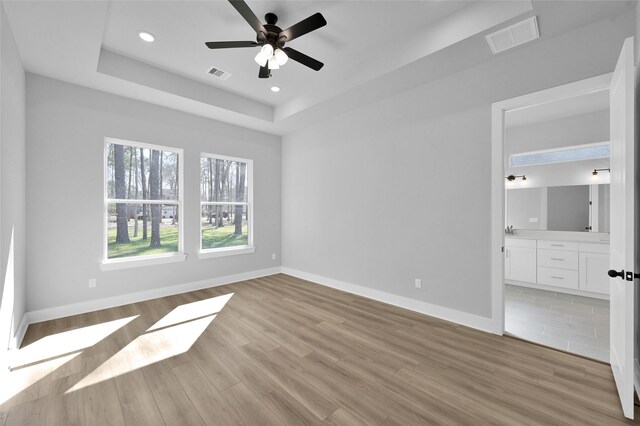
[506, 174, 526, 182]
[592, 168, 610, 176]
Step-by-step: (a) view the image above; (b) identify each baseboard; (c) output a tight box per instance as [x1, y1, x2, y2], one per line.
[14, 314, 28, 349]
[280, 267, 495, 333]
[25, 267, 281, 325]
[1, 314, 30, 371]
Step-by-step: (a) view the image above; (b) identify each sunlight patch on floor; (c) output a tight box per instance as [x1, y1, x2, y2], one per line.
[13, 315, 139, 369]
[0, 352, 80, 405]
[66, 293, 233, 393]
[148, 293, 233, 331]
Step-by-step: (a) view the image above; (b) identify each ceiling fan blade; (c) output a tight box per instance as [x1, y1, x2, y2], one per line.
[280, 12, 326, 42]
[205, 41, 258, 49]
[283, 47, 323, 71]
[228, 0, 267, 35]
[258, 65, 270, 78]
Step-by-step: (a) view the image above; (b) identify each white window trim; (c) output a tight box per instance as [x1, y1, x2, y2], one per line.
[199, 153, 254, 257]
[100, 253, 187, 271]
[198, 247, 255, 259]
[102, 137, 185, 268]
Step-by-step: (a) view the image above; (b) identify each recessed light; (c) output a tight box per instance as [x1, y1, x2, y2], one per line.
[271, 86, 280, 92]
[138, 31, 155, 43]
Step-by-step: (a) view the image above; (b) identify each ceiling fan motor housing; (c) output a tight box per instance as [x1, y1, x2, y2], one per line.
[260, 14, 286, 48]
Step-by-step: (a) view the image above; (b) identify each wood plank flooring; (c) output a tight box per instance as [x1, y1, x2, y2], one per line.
[1, 273, 638, 425]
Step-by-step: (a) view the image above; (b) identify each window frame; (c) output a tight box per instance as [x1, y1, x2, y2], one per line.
[101, 137, 185, 270]
[199, 152, 254, 258]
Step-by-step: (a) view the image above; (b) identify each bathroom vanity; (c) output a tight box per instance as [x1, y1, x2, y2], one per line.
[505, 236, 609, 299]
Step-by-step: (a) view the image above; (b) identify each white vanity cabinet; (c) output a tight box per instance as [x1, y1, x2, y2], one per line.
[505, 237, 609, 297]
[579, 243, 610, 295]
[505, 239, 536, 283]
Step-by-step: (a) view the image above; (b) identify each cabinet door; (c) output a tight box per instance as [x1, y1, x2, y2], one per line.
[505, 247, 536, 283]
[579, 252, 610, 295]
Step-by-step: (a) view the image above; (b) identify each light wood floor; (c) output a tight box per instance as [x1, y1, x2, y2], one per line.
[1, 274, 638, 425]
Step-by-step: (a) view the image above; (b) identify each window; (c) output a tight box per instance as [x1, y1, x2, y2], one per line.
[510, 142, 610, 167]
[200, 154, 253, 257]
[103, 138, 184, 267]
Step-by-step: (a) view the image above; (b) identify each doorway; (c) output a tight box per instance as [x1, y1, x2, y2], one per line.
[490, 73, 613, 362]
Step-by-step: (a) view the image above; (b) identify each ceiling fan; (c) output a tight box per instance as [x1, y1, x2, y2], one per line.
[205, 0, 327, 79]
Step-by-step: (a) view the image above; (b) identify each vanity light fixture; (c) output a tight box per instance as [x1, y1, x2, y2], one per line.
[592, 168, 610, 176]
[506, 174, 526, 182]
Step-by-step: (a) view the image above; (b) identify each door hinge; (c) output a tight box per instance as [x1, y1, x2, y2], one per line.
[501, 246, 504, 253]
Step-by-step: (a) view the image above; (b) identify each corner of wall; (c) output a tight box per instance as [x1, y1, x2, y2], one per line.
[0, 1, 28, 364]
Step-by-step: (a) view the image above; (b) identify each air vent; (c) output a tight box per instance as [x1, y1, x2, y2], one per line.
[207, 66, 231, 80]
[486, 16, 539, 54]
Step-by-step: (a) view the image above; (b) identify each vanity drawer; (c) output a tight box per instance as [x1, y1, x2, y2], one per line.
[537, 240, 579, 251]
[537, 249, 579, 270]
[537, 267, 579, 289]
[505, 238, 536, 249]
[579, 242, 610, 254]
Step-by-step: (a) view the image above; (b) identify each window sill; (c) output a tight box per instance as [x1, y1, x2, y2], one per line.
[100, 253, 187, 271]
[198, 246, 255, 259]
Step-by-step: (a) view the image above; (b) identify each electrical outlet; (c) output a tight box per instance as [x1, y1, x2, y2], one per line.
[415, 279, 422, 289]
[88, 279, 96, 288]
[272, 253, 277, 260]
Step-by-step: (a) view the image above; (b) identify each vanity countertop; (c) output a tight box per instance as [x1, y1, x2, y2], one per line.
[505, 235, 610, 244]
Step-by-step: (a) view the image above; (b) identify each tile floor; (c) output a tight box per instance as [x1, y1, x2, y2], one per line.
[505, 284, 609, 362]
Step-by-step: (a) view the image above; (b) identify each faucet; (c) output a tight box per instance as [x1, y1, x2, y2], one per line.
[505, 226, 514, 235]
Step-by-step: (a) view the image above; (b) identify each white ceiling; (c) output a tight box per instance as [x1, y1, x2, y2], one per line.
[506, 89, 610, 128]
[2, 0, 635, 135]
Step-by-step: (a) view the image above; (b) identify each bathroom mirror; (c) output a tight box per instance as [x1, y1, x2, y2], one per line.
[506, 184, 609, 232]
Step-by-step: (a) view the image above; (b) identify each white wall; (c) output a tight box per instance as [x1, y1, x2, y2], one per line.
[506, 109, 609, 155]
[0, 5, 26, 358]
[281, 11, 634, 318]
[505, 110, 610, 188]
[26, 75, 281, 312]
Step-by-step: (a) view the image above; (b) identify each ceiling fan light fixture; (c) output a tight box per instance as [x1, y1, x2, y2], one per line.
[254, 51, 268, 67]
[261, 44, 274, 57]
[268, 57, 280, 70]
[274, 48, 288, 66]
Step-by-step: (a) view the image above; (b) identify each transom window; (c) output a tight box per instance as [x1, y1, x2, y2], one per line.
[200, 154, 253, 254]
[104, 138, 183, 262]
[509, 142, 610, 167]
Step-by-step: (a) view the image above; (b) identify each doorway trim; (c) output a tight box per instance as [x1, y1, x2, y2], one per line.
[490, 73, 612, 334]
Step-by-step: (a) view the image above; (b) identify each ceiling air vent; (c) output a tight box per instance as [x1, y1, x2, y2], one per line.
[207, 66, 231, 80]
[486, 16, 539, 55]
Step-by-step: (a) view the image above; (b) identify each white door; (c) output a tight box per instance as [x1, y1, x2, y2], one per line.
[609, 36, 636, 420]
